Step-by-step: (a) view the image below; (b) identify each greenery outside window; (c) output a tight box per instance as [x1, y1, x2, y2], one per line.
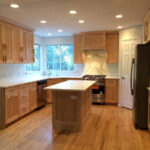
[26, 44, 40, 71]
[46, 44, 74, 71]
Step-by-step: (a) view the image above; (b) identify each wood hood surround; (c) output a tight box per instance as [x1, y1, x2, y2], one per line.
[73, 31, 119, 64]
[144, 8, 150, 43]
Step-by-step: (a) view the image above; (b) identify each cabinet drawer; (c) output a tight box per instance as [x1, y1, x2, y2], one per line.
[5, 86, 19, 96]
[105, 79, 117, 87]
[29, 82, 37, 90]
[20, 84, 29, 95]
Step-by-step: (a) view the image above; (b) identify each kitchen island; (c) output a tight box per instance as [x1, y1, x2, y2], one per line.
[45, 80, 95, 131]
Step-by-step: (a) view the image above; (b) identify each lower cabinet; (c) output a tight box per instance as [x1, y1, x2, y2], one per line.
[105, 79, 118, 104]
[29, 82, 37, 111]
[5, 82, 38, 125]
[47, 79, 66, 103]
[5, 86, 20, 125]
[148, 91, 150, 130]
[19, 84, 30, 117]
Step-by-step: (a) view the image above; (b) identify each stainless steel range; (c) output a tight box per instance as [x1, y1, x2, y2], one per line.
[82, 75, 105, 104]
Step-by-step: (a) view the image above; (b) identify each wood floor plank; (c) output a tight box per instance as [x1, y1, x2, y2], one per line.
[0, 104, 150, 150]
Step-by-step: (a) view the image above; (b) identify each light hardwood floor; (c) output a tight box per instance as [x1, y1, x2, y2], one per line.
[0, 104, 150, 150]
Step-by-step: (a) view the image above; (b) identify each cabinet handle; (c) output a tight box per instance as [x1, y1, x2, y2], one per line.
[5, 56, 7, 62]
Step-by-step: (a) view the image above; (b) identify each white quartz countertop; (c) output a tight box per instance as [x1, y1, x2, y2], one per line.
[45, 80, 96, 91]
[105, 76, 120, 79]
[0, 76, 82, 88]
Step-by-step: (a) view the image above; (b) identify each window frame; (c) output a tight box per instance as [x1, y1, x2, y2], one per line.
[46, 44, 74, 71]
[26, 44, 41, 72]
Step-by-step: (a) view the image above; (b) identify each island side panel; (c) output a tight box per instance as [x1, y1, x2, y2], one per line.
[52, 90, 83, 131]
[0, 88, 5, 129]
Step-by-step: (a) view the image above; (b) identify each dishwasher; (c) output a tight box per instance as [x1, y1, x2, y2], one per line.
[37, 80, 47, 109]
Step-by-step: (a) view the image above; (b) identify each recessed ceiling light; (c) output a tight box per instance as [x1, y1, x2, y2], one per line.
[40, 20, 47, 24]
[78, 20, 85, 24]
[10, 3, 19, 8]
[58, 29, 62, 32]
[69, 10, 77, 14]
[48, 33, 52, 36]
[116, 14, 123, 19]
[117, 26, 123, 29]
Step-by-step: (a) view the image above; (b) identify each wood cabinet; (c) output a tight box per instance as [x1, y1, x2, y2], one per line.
[144, 9, 150, 43]
[20, 29, 28, 63]
[82, 31, 106, 50]
[29, 82, 37, 111]
[148, 91, 150, 130]
[105, 79, 118, 104]
[0, 19, 34, 64]
[47, 78, 66, 103]
[1, 21, 13, 63]
[19, 84, 30, 117]
[73, 34, 84, 63]
[106, 32, 119, 63]
[5, 86, 19, 125]
[12, 26, 21, 63]
[27, 31, 34, 63]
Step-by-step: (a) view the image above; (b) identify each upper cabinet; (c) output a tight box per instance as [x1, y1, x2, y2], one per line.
[73, 31, 119, 64]
[0, 19, 34, 64]
[82, 31, 106, 50]
[144, 9, 150, 43]
[74, 34, 85, 64]
[106, 32, 119, 64]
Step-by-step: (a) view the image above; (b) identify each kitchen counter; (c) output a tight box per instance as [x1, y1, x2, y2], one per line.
[105, 76, 120, 79]
[45, 80, 94, 131]
[0, 76, 82, 88]
[45, 80, 96, 91]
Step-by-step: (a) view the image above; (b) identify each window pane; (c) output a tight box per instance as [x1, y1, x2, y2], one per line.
[26, 44, 40, 71]
[61, 45, 74, 71]
[46, 44, 74, 71]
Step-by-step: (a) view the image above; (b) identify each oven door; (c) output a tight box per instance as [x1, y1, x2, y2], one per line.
[92, 85, 105, 104]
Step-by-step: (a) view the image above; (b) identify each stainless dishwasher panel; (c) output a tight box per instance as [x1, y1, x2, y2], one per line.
[37, 80, 47, 108]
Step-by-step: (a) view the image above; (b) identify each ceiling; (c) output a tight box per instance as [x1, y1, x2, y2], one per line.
[0, 0, 149, 37]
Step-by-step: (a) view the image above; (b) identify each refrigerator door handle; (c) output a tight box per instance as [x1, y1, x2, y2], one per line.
[130, 58, 135, 95]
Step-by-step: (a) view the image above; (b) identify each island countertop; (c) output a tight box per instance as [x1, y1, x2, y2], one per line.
[45, 80, 96, 91]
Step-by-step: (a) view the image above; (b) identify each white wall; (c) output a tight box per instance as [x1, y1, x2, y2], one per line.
[118, 25, 144, 106]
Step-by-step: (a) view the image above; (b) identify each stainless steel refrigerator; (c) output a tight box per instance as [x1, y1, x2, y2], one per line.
[131, 41, 150, 129]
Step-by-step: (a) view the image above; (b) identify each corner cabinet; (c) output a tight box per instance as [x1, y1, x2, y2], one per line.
[73, 34, 85, 64]
[105, 79, 118, 104]
[106, 32, 119, 63]
[0, 19, 34, 64]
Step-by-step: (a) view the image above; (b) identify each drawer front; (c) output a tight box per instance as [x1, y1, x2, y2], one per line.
[20, 84, 29, 96]
[5, 86, 19, 97]
[29, 82, 37, 90]
[105, 79, 117, 87]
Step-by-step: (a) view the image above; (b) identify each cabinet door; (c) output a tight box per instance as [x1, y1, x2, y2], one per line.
[83, 32, 106, 50]
[2, 22, 13, 63]
[29, 82, 37, 111]
[106, 33, 119, 64]
[27, 31, 34, 63]
[20, 29, 28, 63]
[0, 21, 3, 63]
[20, 84, 30, 117]
[12, 26, 21, 63]
[148, 92, 150, 130]
[105, 79, 118, 104]
[5, 87, 19, 124]
[73, 34, 84, 64]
